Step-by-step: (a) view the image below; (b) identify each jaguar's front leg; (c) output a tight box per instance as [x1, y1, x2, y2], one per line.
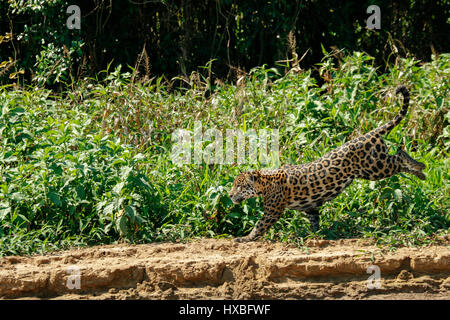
[234, 200, 285, 242]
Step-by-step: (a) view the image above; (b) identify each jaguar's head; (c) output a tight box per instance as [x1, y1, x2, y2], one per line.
[229, 171, 261, 204]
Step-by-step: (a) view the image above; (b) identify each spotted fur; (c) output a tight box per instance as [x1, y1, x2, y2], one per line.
[229, 86, 425, 242]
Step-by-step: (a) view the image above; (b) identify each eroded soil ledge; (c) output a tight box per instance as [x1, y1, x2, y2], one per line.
[0, 238, 449, 300]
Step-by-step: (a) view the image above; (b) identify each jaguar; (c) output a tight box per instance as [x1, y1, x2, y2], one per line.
[228, 86, 425, 242]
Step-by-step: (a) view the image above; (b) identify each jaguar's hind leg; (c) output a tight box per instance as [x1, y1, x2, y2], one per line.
[305, 208, 320, 232]
[361, 148, 425, 181]
[396, 149, 426, 180]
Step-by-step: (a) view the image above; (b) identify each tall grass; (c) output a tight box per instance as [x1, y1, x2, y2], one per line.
[0, 52, 448, 256]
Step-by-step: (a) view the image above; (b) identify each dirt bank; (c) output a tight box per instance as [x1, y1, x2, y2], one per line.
[0, 238, 449, 300]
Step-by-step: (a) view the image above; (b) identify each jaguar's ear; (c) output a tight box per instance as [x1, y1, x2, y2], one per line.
[247, 170, 261, 183]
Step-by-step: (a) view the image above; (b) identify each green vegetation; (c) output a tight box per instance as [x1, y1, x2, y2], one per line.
[0, 51, 449, 256]
[1, 0, 449, 84]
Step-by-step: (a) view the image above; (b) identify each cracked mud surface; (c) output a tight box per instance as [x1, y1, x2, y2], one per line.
[0, 238, 449, 300]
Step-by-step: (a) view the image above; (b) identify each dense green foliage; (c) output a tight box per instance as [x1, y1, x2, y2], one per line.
[1, 0, 449, 86]
[0, 51, 448, 256]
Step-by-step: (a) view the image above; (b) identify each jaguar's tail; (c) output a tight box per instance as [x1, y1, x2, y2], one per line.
[372, 86, 410, 136]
